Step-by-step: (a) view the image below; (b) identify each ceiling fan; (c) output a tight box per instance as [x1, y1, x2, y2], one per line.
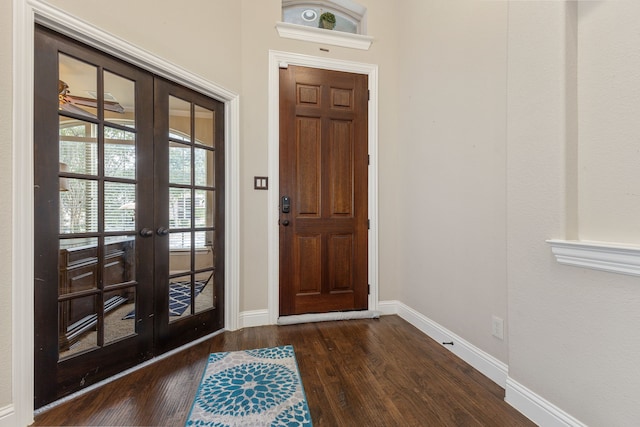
[58, 80, 125, 116]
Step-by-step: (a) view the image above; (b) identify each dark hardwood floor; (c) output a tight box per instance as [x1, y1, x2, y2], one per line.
[32, 315, 535, 426]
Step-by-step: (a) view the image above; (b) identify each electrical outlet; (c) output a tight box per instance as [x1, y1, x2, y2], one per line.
[492, 315, 504, 340]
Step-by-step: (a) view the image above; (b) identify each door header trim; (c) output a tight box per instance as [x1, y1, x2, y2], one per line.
[33, 2, 237, 103]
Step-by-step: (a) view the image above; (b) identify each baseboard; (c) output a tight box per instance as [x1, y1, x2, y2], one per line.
[377, 300, 400, 315]
[380, 300, 586, 426]
[238, 309, 270, 328]
[388, 300, 509, 387]
[0, 404, 17, 427]
[506, 377, 587, 427]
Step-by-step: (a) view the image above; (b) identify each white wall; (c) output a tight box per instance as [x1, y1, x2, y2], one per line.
[578, 1, 640, 244]
[507, 1, 640, 425]
[395, 0, 509, 362]
[44, 0, 243, 93]
[0, 0, 13, 412]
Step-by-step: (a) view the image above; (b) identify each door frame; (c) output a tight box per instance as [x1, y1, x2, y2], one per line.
[11, 1, 239, 423]
[267, 50, 379, 324]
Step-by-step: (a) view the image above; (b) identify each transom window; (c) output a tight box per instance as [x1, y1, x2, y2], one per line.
[282, 0, 367, 35]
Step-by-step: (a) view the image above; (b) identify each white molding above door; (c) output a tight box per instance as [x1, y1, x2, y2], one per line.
[267, 50, 379, 324]
[11, 2, 240, 424]
[275, 22, 373, 50]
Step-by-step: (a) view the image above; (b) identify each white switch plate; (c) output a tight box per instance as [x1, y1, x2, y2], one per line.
[254, 176, 268, 190]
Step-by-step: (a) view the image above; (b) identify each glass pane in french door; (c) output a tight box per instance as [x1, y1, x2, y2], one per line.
[167, 96, 216, 322]
[57, 51, 140, 359]
[104, 71, 135, 127]
[58, 54, 98, 119]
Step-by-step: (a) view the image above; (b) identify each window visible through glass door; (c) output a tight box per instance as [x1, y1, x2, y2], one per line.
[166, 95, 217, 321]
[58, 52, 141, 358]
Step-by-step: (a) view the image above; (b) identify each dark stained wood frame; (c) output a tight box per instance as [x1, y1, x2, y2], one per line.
[34, 26, 155, 407]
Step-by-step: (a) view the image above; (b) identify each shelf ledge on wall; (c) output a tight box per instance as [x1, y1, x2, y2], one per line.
[275, 22, 373, 50]
[547, 239, 640, 277]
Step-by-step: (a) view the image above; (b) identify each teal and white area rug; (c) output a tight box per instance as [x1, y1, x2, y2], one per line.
[185, 345, 313, 427]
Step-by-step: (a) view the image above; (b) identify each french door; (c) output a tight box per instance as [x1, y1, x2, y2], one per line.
[34, 26, 224, 408]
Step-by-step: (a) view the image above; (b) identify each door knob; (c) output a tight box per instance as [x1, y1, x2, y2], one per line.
[139, 228, 153, 237]
[281, 220, 290, 226]
[156, 227, 169, 236]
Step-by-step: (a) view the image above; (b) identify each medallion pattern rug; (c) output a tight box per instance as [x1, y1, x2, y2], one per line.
[185, 345, 313, 427]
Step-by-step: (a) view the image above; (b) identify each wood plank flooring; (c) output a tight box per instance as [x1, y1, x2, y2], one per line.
[32, 315, 535, 426]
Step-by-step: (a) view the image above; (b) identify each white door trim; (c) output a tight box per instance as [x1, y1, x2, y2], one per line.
[10, 1, 240, 424]
[267, 50, 379, 324]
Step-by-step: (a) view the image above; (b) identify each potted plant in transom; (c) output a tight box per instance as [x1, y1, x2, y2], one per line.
[318, 12, 336, 30]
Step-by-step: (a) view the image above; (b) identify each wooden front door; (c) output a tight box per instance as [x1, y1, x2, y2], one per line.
[279, 65, 368, 316]
[34, 26, 224, 407]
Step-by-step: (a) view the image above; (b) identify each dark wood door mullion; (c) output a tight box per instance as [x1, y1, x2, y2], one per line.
[153, 80, 169, 354]
[190, 102, 197, 315]
[57, 110, 100, 124]
[95, 64, 106, 349]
